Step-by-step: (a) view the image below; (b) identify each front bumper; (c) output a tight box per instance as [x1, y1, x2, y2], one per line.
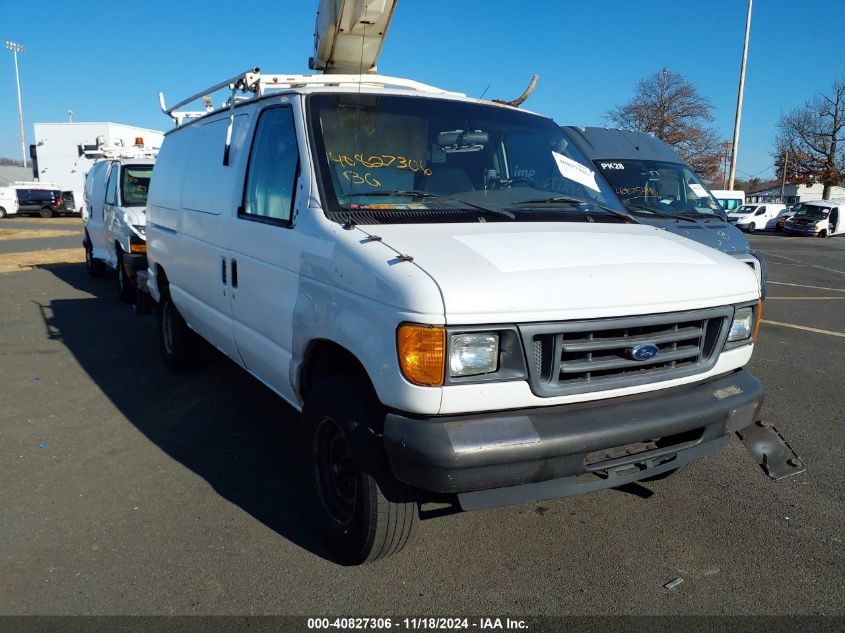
[122, 252, 148, 279]
[383, 369, 763, 509]
[784, 226, 819, 235]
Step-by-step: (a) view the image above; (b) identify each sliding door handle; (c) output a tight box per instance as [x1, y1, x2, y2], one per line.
[231, 259, 238, 288]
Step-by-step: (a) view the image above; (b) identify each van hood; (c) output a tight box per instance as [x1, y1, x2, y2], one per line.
[125, 207, 147, 226]
[365, 222, 759, 323]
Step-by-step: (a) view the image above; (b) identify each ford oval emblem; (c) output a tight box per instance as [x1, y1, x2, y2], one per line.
[628, 344, 659, 361]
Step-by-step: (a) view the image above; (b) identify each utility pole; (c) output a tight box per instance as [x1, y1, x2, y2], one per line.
[721, 141, 732, 189]
[728, 0, 752, 190]
[5, 40, 27, 168]
[67, 110, 74, 123]
[779, 149, 789, 203]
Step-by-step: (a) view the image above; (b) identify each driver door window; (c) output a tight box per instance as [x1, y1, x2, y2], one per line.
[241, 106, 299, 225]
[105, 164, 118, 206]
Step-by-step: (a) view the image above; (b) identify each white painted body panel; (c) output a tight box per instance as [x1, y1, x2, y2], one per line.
[146, 88, 761, 417]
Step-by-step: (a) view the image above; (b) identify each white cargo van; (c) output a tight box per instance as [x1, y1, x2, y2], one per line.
[83, 155, 155, 301]
[783, 198, 844, 237]
[146, 70, 764, 564]
[728, 203, 787, 232]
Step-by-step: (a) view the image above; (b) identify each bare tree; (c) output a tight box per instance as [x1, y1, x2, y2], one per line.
[773, 80, 845, 199]
[0, 157, 24, 166]
[606, 68, 726, 182]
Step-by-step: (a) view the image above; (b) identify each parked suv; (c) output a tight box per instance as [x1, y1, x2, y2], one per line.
[83, 156, 155, 301]
[147, 72, 764, 564]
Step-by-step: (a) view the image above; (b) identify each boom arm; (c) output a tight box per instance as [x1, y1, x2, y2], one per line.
[309, 0, 398, 74]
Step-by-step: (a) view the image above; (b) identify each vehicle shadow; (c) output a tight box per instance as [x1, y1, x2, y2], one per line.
[37, 262, 335, 562]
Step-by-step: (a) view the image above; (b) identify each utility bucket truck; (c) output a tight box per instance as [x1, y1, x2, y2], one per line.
[142, 0, 798, 564]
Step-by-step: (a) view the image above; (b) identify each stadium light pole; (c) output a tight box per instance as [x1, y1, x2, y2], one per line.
[727, 0, 752, 190]
[5, 40, 27, 168]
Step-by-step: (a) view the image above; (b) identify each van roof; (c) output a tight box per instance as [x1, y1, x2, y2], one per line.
[800, 197, 845, 207]
[159, 70, 544, 130]
[561, 126, 685, 164]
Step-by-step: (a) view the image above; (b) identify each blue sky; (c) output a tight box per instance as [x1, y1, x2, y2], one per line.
[1, 0, 843, 181]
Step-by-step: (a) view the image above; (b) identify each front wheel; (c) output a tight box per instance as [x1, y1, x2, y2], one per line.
[301, 375, 419, 564]
[819, 229, 828, 238]
[0, 207, 6, 219]
[39, 206, 56, 218]
[747, 222, 756, 233]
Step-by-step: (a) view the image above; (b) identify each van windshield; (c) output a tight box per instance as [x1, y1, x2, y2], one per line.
[734, 205, 758, 215]
[798, 206, 830, 219]
[593, 159, 726, 220]
[308, 94, 626, 223]
[121, 165, 152, 206]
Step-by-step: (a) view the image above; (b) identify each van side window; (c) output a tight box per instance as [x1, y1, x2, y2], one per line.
[241, 107, 299, 224]
[105, 164, 119, 205]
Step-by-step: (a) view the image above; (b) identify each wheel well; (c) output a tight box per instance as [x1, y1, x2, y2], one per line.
[156, 265, 169, 293]
[299, 340, 372, 401]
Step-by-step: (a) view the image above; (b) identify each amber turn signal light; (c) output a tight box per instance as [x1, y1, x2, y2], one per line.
[129, 243, 147, 254]
[753, 299, 763, 341]
[397, 324, 445, 386]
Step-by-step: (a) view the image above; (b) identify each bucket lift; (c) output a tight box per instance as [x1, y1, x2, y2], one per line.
[309, 0, 397, 74]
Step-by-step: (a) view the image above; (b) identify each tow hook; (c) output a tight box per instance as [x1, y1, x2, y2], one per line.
[736, 420, 806, 479]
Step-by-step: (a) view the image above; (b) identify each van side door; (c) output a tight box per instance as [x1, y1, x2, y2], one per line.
[227, 103, 303, 405]
[161, 112, 253, 365]
[85, 162, 110, 258]
[102, 161, 121, 266]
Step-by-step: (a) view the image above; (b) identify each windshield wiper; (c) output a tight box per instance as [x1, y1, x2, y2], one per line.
[672, 211, 724, 222]
[624, 202, 695, 222]
[339, 190, 515, 220]
[512, 196, 634, 223]
[623, 203, 684, 221]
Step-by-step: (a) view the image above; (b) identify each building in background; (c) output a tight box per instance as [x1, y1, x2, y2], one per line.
[748, 183, 845, 205]
[30, 122, 164, 213]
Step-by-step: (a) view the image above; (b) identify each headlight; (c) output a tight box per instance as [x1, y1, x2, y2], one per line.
[728, 307, 754, 341]
[132, 224, 146, 237]
[450, 333, 499, 377]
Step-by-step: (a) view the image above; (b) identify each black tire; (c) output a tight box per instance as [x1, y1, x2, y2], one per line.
[640, 459, 702, 482]
[819, 229, 828, 238]
[747, 222, 755, 233]
[39, 206, 56, 218]
[84, 237, 106, 278]
[301, 375, 418, 564]
[158, 286, 199, 371]
[0, 207, 6, 219]
[116, 248, 135, 303]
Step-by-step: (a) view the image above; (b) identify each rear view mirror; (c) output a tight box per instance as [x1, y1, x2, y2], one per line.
[437, 129, 488, 153]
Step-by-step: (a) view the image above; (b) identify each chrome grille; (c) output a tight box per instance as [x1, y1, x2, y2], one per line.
[521, 307, 732, 397]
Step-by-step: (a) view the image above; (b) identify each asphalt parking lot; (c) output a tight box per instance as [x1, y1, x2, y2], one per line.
[0, 222, 842, 617]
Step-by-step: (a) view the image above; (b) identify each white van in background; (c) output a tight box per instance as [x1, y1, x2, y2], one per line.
[728, 203, 787, 232]
[83, 155, 155, 301]
[711, 190, 745, 213]
[784, 198, 844, 237]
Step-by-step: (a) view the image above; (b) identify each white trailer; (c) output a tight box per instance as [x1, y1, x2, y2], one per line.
[31, 122, 164, 213]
